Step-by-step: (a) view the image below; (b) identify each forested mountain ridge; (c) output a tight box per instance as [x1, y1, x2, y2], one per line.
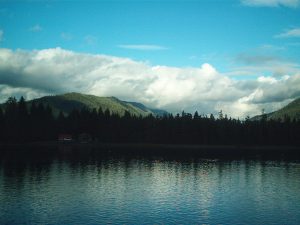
[25, 92, 168, 117]
[0, 94, 299, 145]
[251, 97, 300, 121]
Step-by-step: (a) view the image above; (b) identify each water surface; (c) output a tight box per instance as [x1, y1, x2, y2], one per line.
[1, 148, 300, 224]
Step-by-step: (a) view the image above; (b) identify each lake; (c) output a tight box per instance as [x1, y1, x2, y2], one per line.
[1, 147, 300, 224]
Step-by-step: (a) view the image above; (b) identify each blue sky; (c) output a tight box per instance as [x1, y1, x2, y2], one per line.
[0, 0, 300, 117]
[1, 0, 299, 70]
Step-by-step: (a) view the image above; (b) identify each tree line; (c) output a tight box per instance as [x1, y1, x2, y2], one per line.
[0, 96, 300, 145]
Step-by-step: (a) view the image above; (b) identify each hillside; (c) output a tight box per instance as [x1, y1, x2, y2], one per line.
[252, 97, 300, 121]
[28, 92, 168, 117]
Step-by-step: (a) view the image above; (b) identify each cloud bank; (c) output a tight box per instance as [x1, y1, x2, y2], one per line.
[0, 48, 300, 118]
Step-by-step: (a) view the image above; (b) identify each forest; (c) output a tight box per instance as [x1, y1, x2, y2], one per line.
[0, 96, 300, 146]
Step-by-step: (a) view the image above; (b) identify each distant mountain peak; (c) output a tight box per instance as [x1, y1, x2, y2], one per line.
[251, 97, 300, 121]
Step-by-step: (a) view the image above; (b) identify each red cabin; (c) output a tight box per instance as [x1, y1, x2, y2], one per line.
[58, 134, 73, 142]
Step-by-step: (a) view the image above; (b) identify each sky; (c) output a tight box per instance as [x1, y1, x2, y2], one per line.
[0, 0, 300, 118]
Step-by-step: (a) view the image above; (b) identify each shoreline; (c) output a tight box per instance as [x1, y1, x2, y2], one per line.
[0, 141, 299, 156]
[0, 141, 299, 148]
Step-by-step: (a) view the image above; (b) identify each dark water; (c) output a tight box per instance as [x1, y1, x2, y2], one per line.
[1, 148, 300, 224]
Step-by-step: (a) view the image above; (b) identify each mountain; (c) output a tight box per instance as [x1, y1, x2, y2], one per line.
[251, 97, 300, 121]
[27, 92, 168, 117]
[124, 101, 168, 117]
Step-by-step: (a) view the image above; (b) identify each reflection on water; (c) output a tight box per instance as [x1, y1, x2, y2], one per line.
[1, 148, 300, 224]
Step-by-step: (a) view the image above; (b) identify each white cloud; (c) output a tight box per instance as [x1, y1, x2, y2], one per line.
[29, 24, 42, 32]
[275, 28, 300, 38]
[241, 0, 300, 7]
[0, 84, 48, 103]
[0, 47, 300, 118]
[0, 30, 3, 42]
[118, 44, 167, 51]
[257, 75, 278, 84]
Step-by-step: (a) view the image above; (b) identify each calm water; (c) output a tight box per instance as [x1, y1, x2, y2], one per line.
[1, 148, 300, 224]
